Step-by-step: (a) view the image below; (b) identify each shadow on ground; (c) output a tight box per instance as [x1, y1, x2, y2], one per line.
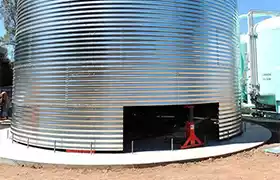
[124, 122, 268, 152]
[254, 122, 280, 144]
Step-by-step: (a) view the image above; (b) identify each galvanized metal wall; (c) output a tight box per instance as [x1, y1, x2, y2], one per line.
[13, 0, 241, 151]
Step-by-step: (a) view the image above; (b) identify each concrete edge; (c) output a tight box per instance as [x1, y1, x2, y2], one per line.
[0, 142, 269, 169]
[243, 116, 280, 123]
[0, 122, 272, 169]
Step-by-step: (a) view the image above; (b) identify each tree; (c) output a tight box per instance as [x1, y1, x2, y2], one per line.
[0, 0, 17, 45]
[0, 46, 13, 87]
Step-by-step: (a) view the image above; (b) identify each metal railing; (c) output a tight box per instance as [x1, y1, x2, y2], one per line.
[6, 127, 244, 154]
[6, 131, 180, 154]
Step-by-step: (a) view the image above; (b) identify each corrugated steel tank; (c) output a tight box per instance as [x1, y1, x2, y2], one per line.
[13, 0, 241, 151]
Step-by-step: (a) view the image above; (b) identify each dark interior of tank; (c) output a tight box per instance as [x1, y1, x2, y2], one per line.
[0, 60, 13, 87]
[123, 103, 219, 152]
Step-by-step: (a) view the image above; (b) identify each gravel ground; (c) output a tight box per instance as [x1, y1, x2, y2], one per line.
[0, 144, 279, 180]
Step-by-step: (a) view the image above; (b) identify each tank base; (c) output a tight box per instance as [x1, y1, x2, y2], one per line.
[0, 122, 271, 167]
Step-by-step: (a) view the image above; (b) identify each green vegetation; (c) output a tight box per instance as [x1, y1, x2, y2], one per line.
[0, 0, 16, 46]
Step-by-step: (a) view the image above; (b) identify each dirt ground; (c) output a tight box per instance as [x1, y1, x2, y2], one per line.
[0, 144, 280, 180]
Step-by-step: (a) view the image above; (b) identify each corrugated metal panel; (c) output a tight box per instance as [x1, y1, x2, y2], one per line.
[12, 0, 241, 151]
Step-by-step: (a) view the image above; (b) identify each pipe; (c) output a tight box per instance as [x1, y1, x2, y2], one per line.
[248, 11, 258, 89]
[239, 10, 280, 20]
[239, 12, 275, 20]
[244, 10, 280, 105]
[246, 11, 256, 105]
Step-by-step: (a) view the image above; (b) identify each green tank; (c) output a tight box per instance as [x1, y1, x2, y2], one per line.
[239, 34, 248, 103]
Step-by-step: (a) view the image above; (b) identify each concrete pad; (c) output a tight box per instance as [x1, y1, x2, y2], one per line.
[243, 114, 280, 123]
[0, 122, 271, 167]
[264, 146, 280, 154]
[0, 119, 11, 126]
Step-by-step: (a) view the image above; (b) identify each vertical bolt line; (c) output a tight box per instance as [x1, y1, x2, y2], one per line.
[94, 139, 96, 152]
[216, 29, 220, 66]
[215, 28, 222, 126]
[90, 142, 93, 154]
[65, 63, 69, 108]
[28, 34, 33, 115]
[65, 61, 70, 152]
[120, 29, 124, 153]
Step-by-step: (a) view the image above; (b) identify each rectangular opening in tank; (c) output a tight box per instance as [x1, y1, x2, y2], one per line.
[123, 103, 219, 153]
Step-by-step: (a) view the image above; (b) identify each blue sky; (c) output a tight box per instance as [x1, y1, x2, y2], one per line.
[0, 1, 279, 37]
[238, 0, 280, 33]
[238, 0, 280, 14]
